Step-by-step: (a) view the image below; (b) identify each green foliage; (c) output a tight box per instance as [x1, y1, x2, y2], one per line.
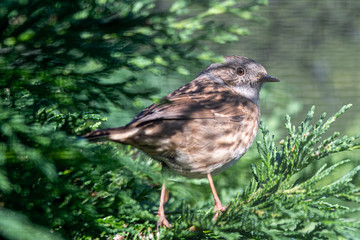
[1, 0, 360, 240]
[0, 208, 63, 240]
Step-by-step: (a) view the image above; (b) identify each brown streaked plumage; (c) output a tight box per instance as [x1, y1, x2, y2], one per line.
[83, 56, 279, 228]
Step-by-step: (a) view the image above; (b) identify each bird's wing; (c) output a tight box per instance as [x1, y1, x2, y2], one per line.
[128, 81, 253, 127]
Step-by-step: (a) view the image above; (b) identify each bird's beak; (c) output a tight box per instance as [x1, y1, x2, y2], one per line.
[259, 74, 280, 82]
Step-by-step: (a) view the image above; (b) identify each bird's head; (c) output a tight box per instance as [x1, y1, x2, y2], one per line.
[203, 56, 280, 104]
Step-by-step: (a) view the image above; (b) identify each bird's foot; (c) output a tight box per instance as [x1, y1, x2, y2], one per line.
[156, 213, 172, 230]
[156, 183, 171, 230]
[212, 203, 227, 221]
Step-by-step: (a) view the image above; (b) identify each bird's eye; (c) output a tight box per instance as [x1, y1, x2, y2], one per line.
[236, 68, 245, 76]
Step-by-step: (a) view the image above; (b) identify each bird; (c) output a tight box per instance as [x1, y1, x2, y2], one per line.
[83, 56, 279, 228]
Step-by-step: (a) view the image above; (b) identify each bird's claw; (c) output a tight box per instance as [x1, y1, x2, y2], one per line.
[212, 203, 226, 221]
[156, 213, 172, 230]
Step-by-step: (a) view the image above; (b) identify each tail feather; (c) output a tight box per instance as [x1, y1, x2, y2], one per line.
[82, 129, 112, 141]
[82, 127, 137, 143]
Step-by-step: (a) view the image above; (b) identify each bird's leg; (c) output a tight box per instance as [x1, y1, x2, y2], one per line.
[156, 183, 172, 230]
[207, 173, 226, 221]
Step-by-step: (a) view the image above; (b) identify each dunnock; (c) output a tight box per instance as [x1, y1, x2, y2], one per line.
[83, 56, 279, 228]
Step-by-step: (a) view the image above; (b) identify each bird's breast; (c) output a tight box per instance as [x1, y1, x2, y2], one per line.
[130, 97, 261, 178]
[149, 112, 260, 178]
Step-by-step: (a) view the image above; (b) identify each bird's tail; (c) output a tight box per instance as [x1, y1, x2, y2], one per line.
[82, 127, 136, 143]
